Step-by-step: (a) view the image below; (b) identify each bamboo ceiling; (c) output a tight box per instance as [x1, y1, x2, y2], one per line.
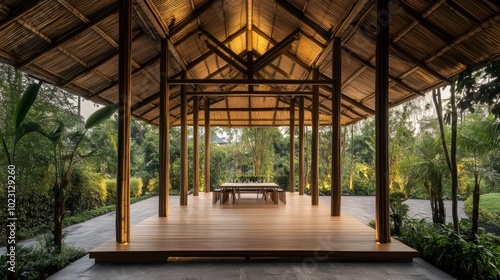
[0, 0, 499, 127]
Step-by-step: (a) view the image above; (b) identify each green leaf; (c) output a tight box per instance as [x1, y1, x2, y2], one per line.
[14, 122, 45, 144]
[85, 103, 118, 129]
[48, 122, 64, 144]
[13, 81, 42, 129]
[0, 128, 11, 165]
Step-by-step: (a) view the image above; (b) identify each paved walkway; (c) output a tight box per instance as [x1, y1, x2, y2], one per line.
[3, 196, 461, 279]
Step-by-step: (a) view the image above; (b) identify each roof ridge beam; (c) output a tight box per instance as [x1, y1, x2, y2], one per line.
[253, 28, 300, 72]
[275, 0, 330, 40]
[18, 2, 119, 68]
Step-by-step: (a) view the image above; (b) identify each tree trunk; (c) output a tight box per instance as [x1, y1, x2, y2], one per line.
[53, 185, 64, 253]
[471, 172, 480, 242]
[450, 83, 460, 233]
[437, 177, 446, 224]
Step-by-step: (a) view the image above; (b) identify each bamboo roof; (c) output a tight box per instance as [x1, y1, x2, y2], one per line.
[0, 0, 499, 126]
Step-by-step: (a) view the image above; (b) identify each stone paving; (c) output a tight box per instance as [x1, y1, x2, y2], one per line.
[1, 195, 462, 279]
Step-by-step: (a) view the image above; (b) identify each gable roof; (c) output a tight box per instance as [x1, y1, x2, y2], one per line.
[0, 0, 499, 127]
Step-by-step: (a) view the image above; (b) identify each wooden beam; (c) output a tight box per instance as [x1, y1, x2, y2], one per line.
[311, 69, 319, 205]
[0, 0, 42, 30]
[299, 96, 305, 195]
[169, 0, 216, 36]
[180, 71, 188, 206]
[200, 27, 247, 66]
[331, 38, 342, 216]
[18, 2, 119, 68]
[342, 47, 423, 96]
[290, 98, 296, 193]
[168, 79, 333, 85]
[275, 0, 330, 40]
[61, 32, 146, 87]
[186, 90, 312, 96]
[193, 96, 200, 196]
[89, 54, 161, 99]
[158, 38, 170, 217]
[204, 99, 211, 193]
[375, 0, 391, 244]
[319, 83, 375, 115]
[116, 0, 132, 244]
[205, 41, 247, 74]
[253, 29, 300, 72]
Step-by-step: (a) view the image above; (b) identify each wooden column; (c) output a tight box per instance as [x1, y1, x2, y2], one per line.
[289, 98, 295, 193]
[193, 96, 200, 196]
[159, 38, 170, 217]
[331, 38, 342, 216]
[116, 0, 132, 243]
[204, 100, 211, 193]
[180, 71, 188, 206]
[299, 96, 305, 195]
[311, 69, 319, 205]
[375, 0, 391, 244]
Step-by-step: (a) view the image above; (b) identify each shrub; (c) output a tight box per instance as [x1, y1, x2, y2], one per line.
[0, 244, 86, 279]
[145, 177, 158, 194]
[464, 195, 500, 229]
[104, 179, 117, 205]
[389, 191, 409, 235]
[130, 177, 143, 197]
[66, 167, 106, 215]
[399, 219, 500, 280]
[273, 175, 290, 191]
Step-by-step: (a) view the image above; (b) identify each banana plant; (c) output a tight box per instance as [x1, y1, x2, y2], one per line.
[0, 81, 43, 165]
[38, 103, 118, 253]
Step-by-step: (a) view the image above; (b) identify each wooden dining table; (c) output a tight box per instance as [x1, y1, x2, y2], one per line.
[219, 182, 280, 204]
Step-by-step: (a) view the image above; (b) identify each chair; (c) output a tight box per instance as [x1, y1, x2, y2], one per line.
[212, 189, 222, 204]
[277, 188, 286, 204]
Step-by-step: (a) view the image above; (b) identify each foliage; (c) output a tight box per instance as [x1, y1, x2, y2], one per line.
[399, 219, 500, 280]
[0, 244, 86, 280]
[457, 60, 500, 118]
[66, 166, 107, 215]
[273, 175, 290, 191]
[464, 194, 500, 229]
[104, 179, 117, 205]
[130, 177, 144, 198]
[389, 191, 409, 235]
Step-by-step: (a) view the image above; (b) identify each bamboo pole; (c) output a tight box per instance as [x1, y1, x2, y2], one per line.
[299, 96, 305, 195]
[331, 37, 342, 216]
[116, 0, 132, 244]
[311, 69, 319, 205]
[375, 0, 391, 244]
[193, 96, 200, 196]
[180, 71, 188, 206]
[289, 98, 295, 193]
[158, 37, 170, 216]
[204, 100, 211, 193]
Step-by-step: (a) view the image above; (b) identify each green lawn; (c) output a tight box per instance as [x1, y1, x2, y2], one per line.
[480, 193, 500, 213]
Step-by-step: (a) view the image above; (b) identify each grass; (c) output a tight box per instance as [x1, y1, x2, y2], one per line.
[479, 193, 500, 213]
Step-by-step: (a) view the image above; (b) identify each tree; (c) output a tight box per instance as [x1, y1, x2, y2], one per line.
[34, 104, 118, 253]
[458, 115, 500, 240]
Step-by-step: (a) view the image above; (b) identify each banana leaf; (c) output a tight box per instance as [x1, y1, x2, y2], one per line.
[14, 122, 45, 145]
[85, 103, 118, 129]
[13, 81, 42, 129]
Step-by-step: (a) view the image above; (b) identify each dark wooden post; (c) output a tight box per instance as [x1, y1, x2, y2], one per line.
[299, 96, 305, 195]
[311, 69, 320, 205]
[331, 37, 342, 216]
[204, 100, 211, 193]
[159, 38, 170, 216]
[180, 71, 188, 206]
[116, 0, 132, 243]
[193, 96, 200, 196]
[289, 98, 295, 193]
[375, 0, 391, 243]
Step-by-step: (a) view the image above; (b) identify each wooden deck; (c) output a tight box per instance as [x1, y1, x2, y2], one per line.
[90, 192, 418, 263]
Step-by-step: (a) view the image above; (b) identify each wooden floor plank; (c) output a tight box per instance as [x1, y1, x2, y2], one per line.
[90, 193, 418, 263]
